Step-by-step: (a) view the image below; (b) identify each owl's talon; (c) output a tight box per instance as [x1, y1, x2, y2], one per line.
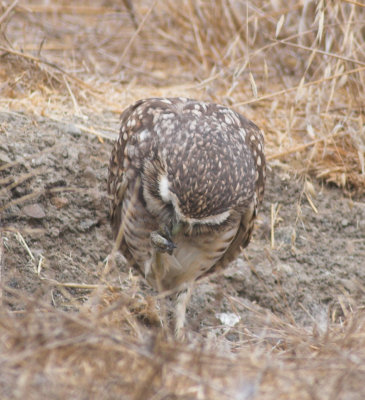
[151, 230, 176, 255]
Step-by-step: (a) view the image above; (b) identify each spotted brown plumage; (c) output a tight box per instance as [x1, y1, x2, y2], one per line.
[107, 97, 266, 336]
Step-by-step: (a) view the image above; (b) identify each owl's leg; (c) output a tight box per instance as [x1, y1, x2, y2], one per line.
[174, 285, 192, 339]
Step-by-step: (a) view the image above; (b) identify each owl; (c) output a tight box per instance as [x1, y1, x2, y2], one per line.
[108, 97, 265, 337]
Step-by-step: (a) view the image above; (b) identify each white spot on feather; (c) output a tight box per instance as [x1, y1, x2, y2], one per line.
[138, 129, 150, 142]
[159, 174, 171, 202]
[224, 114, 232, 124]
[239, 128, 246, 141]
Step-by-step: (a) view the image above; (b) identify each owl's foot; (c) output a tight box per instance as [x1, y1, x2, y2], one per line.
[150, 227, 176, 255]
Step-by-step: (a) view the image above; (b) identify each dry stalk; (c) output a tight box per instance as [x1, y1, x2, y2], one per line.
[0, 0, 18, 25]
[234, 65, 365, 107]
[0, 45, 98, 93]
[113, 0, 158, 73]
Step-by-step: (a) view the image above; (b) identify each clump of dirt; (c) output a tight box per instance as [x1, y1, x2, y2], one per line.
[1, 110, 365, 335]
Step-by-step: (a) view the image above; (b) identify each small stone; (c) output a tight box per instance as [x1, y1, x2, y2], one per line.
[340, 278, 358, 293]
[22, 204, 46, 219]
[12, 186, 27, 197]
[215, 312, 241, 327]
[276, 263, 293, 276]
[64, 123, 82, 137]
[0, 151, 12, 164]
[51, 196, 69, 209]
[44, 137, 56, 146]
[79, 219, 97, 232]
[345, 241, 355, 254]
[31, 157, 44, 167]
[341, 219, 349, 227]
[83, 166, 97, 181]
[49, 227, 60, 238]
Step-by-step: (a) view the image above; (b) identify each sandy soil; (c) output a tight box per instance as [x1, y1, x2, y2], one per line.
[1, 109, 365, 337]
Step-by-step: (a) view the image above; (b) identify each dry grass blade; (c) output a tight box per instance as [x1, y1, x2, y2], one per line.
[304, 191, 318, 214]
[0, 186, 87, 214]
[113, 0, 158, 73]
[0, 168, 44, 196]
[342, 0, 365, 7]
[15, 4, 119, 14]
[266, 130, 341, 161]
[0, 45, 97, 92]
[276, 39, 365, 67]
[0, 0, 18, 25]
[234, 65, 365, 107]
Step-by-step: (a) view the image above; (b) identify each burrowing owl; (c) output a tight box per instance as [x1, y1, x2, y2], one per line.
[108, 97, 265, 336]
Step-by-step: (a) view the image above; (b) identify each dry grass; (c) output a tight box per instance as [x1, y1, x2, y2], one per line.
[1, 0, 365, 399]
[1, 286, 365, 399]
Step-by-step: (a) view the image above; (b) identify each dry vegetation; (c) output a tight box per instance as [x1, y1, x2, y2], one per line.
[1, 0, 365, 399]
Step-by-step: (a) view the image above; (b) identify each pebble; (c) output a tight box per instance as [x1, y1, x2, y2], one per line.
[22, 203, 46, 219]
[49, 227, 60, 238]
[276, 263, 293, 276]
[79, 219, 97, 232]
[51, 196, 69, 209]
[64, 123, 82, 138]
[215, 312, 241, 327]
[83, 166, 98, 181]
[0, 151, 12, 164]
[44, 137, 56, 147]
